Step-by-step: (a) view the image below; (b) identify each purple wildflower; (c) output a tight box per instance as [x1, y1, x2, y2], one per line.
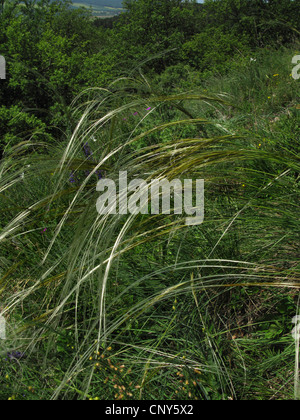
[69, 171, 76, 184]
[96, 170, 103, 180]
[68, 142, 105, 184]
[146, 107, 151, 111]
[83, 142, 93, 159]
[7, 351, 26, 360]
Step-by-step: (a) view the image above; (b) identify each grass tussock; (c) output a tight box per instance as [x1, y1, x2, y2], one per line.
[0, 46, 299, 400]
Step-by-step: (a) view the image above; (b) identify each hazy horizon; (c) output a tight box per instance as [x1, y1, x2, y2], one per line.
[70, 0, 205, 17]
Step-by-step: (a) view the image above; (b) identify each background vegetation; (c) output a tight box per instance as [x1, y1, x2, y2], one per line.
[0, 0, 299, 400]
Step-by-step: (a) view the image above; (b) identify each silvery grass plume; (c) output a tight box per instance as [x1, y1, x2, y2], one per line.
[0, 76, 299, 399]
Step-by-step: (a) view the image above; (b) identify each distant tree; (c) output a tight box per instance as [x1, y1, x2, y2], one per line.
[0, 0, 110, 155]
[93, 15, 120, 29]
[181, 26, 250, 71]
[112, 0, 199, 71]
[203, 0, 300, 46]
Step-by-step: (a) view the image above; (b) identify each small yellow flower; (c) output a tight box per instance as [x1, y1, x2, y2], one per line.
[273, 74, 279, 77]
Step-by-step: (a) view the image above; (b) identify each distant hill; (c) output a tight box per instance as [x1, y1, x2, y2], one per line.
[70, 0, 204, 17]
[75, 0, 123, 6]
[71, 0, 124, 16]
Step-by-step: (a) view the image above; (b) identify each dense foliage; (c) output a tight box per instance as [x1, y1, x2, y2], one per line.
[0, 0, 299, 155]
[0, 0, 299, 400]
